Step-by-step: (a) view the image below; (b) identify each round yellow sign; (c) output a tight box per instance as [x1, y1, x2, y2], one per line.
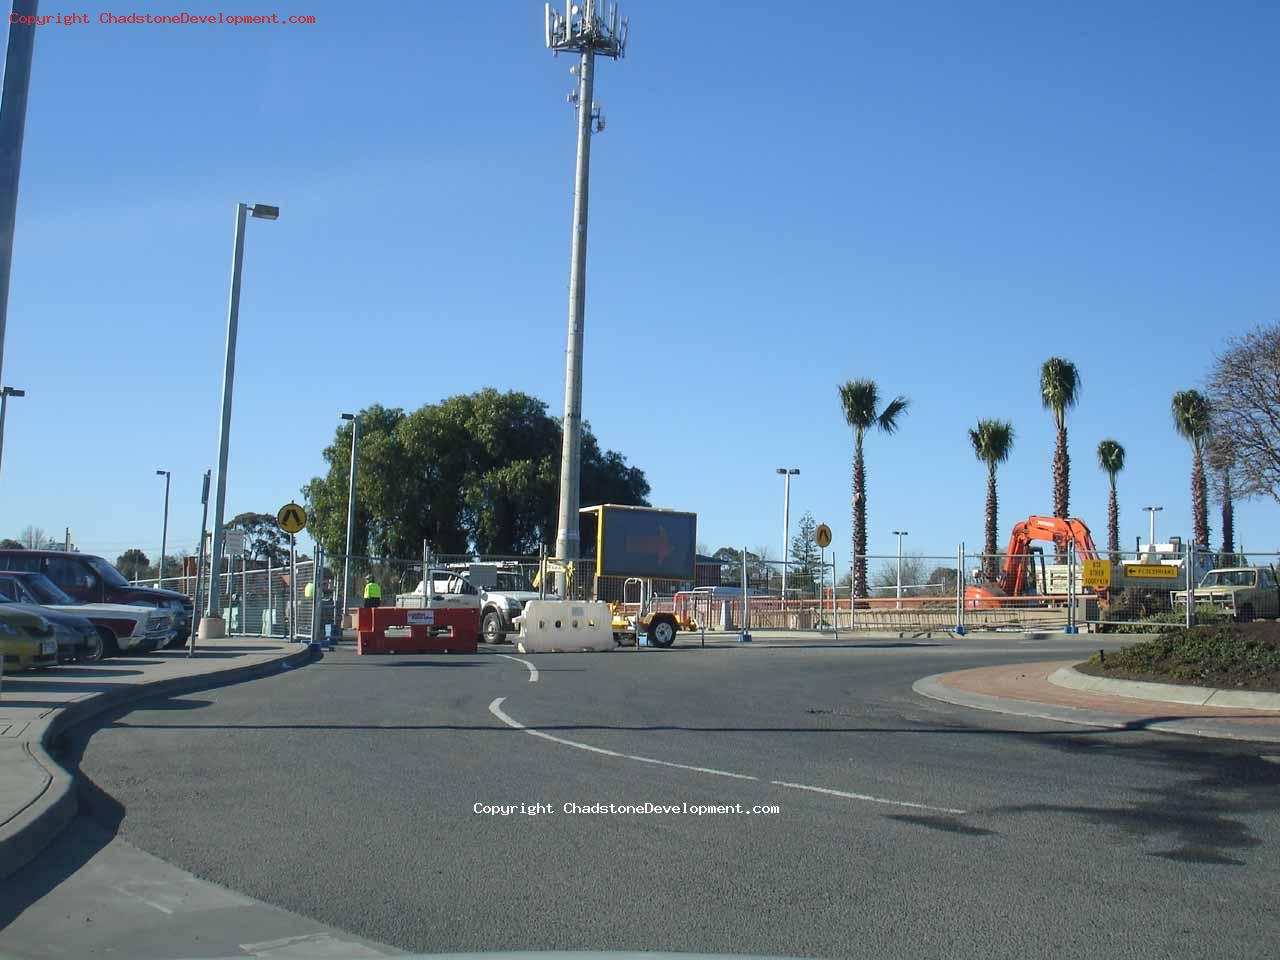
[277, 502, 307, 534]
[814, 523, 833, 549]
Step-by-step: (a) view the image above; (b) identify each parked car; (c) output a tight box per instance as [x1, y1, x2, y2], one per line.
[0, 571, 176, 656]
[1173, 566, 1280, 622]
[0, 548, 193, 647]
[0, 589, 102, 662]
[0, 605, 58, 671]
[394, 564, 546, 643]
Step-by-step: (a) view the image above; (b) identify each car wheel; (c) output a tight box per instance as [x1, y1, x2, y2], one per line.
[1237, 603, 1255, 623]
[649, 616, 676, 648]
[482, 611, 507, 644]
[96, 627, 120, 659]
[80, 631, 106, 663]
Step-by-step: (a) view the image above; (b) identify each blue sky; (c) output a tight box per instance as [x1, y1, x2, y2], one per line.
[1, 0, 1277, 566]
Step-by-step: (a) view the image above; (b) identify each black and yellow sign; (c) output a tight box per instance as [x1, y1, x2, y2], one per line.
[277, 502, 307, 534]
[814, 523, 833, 549]
[1123, 563, 1179, 580]
[1082, 558, 1112, 589]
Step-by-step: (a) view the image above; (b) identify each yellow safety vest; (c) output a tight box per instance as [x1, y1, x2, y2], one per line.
[304, 582, 314, 599]
[364, 581, 382, 600]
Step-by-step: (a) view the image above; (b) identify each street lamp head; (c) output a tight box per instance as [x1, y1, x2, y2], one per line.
[340, 413, 356, 421]
[1, 386, 24, 397]
[776, 467, 800, 475]
[249, 203, 280, 221]
[156, 469, 170, 477]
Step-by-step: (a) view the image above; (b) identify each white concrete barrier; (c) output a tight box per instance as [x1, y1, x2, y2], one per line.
[515, 600, 615, 653]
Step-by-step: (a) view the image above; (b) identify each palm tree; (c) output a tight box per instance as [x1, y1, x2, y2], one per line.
[1040, 358, 1081, 519]
[1207, 434, 1236, 564]
[969, 420, 1015, 579]
[838, 379, 909, 598]
[1171, 389, 1212, 548]
[1096, 439, 1125, 561]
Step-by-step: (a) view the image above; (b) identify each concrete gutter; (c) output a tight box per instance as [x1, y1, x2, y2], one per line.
[1049, 664, 1280, 710]
[0, 643, 317, 881]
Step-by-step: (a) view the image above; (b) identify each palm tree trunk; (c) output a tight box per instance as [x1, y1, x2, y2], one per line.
[1221, 468, 1234, 562]
[853, 435, 867, 598]
[1191, 448, 1209, 548]
[1053, 423, 1070, 519]
[1107, 476, 1119, 561]
[984, 462, 999, 579]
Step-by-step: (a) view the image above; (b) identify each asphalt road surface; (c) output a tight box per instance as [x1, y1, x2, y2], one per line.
[8, 636, 1280, 959]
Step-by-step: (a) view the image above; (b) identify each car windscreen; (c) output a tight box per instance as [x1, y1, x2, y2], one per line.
[1200, 570, 1256, 588]
[20, 573, 79, 605]
[87, 556, 131, 588]
[496, 572, 534, 591]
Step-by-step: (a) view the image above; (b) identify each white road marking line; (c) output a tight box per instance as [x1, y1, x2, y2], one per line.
[489, 697, 965, 812]
[770, 780, 966, 815]
[498, 653, 539, 682]
[490, 697, 756, 779]
[137, 898, 174, 915]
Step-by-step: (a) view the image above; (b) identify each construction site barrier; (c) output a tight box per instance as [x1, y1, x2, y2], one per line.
[515, 600, 615, 653]
[356, 606, 479, 655]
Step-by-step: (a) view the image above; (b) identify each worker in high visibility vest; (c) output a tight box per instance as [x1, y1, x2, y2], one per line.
[363, 575, 382, 608]
[303, 580, 315, 600]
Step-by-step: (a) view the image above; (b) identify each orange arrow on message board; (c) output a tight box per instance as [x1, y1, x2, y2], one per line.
[626, 525, 672, 564]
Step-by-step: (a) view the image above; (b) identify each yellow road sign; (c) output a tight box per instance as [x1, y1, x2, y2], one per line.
[1123, 563, 1179, 579]
[277, 502, 307, 534]
[814, 523, 833, 549]
[1082, 558, 1111, 589]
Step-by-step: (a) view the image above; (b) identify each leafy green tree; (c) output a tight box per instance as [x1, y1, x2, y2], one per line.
[303, 390, 649, 559]
[0, 538, 23, 549]
[789, 511, 820, 593]
[1040, 358, 1081, 519]
[838, 379, 909, 598]
[1096, 439, 1126, 561]
[116, 548, 151, 580]
[226, 512, 289, 566]
[969, 419, 1015, 578]
[1171, 389, 1212, 548]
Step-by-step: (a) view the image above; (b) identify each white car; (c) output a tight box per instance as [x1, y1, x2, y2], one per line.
[0, 572, 177, 656]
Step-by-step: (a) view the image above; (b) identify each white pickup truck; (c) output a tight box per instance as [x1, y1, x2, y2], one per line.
[396, 563, 547, 644]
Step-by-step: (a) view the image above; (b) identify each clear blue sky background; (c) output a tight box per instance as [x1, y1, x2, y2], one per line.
[1, 0, 1277, 566]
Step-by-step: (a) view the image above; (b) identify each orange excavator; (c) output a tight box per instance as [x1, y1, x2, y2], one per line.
[966, 516, 1101, 607]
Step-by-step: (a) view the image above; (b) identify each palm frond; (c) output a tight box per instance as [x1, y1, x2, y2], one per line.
[970, 419, 1015, 466]
[838, 379, 880, 432]
[1096, 438, 1125, 476]
[877, 396, 910, 434]
[1040, 357, 1081, 417]
[1171, 389, 1212, 444]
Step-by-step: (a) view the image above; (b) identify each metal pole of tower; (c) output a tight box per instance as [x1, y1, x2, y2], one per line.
[546, 1, 628, 584]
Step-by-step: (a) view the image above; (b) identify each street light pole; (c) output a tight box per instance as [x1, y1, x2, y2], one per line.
[893, 530, 909, 609]
[1142, 506, 1162, 551]
[340, 412, 359, 620]
[156, 469, 171, 583]
[0, 385, 25, 481]
[204, 201, 278, 639]
[776, 468, 799, 606]
[0, 4, 38, 396]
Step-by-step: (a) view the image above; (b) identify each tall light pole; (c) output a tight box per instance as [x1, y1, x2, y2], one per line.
[156, 469, 171, 583]
[191, 469, 211, 655]
[1142, 505, 1162, 550]
[0, 385, 24, 481]
[204, 202, 279, 639]
[776, 468, 799, 604]
[0, 4, 38, 396]
[545, 1, 628, 582]
[340, 412, 359, 619]
[893, 530, 909, 609]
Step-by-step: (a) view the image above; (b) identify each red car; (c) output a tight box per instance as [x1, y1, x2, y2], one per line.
[0, 549, 193, 647]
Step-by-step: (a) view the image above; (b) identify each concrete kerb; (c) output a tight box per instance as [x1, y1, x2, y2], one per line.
[913, 671, 1280, 745]
[1049, 664, 1280, 710]
[0, 644, 318, 882]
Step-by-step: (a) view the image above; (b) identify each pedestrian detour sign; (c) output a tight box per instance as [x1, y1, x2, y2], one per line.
[1082, 558, 1111, 589]
[277, 502, 307, 535]
[814, 523, 833, 549]
[583, 504, 696, 580]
